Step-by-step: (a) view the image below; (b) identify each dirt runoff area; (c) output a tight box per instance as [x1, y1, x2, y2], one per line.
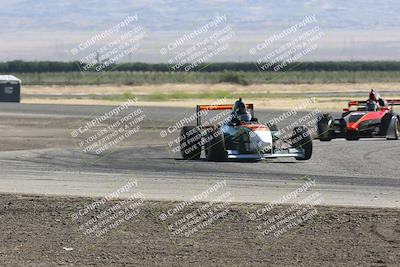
[1, 193, 399, 266]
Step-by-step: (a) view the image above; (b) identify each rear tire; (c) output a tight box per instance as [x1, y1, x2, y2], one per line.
[317, 114, 332, 141]
[206, 130, 227, 162]
[180, 126, 201, 160]
[292, 126, 312, 161]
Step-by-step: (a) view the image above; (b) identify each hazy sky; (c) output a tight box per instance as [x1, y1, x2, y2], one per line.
[1, 0, 399, 62]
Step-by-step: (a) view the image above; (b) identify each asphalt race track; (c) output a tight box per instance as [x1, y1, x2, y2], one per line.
[0, 103, 399, 208]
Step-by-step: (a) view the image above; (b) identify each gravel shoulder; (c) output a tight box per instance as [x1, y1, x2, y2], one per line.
[1, 193, 399, 266]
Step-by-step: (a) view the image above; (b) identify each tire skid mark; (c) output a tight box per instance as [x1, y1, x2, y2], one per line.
[371, 218, 400, 244]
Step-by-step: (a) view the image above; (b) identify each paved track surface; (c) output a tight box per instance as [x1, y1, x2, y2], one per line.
[0, 103, 399, 207]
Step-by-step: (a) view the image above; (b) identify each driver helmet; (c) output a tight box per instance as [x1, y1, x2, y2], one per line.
[237, 112, 252, 122]
[369, 89, 378, 102]
[366, 100, 377, 111]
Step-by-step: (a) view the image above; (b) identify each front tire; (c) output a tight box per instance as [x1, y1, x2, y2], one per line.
[180, 126, 201, 160]
[387, 116, 400, 140]
[345, 131, 359, 141]
[267, 123, 279, 132]
[206, 130, 227, 162]
[317, 114, 332, 141]
[292, 126, 313, 161]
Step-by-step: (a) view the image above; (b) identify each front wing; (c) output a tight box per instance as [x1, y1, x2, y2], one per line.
[226, 148, 304, 160]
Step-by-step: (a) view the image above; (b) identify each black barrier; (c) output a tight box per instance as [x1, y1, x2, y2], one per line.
[0, 76, 21, 102]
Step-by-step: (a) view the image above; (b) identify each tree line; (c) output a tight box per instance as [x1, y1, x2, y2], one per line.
[2, 60, 400, 73]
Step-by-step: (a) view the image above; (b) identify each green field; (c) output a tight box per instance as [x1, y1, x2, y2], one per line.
[17, 71, 400, 85]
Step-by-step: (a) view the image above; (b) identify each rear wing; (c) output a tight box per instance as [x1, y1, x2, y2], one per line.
[387, 100, 400, 106]
[196, 104, 254, 126]
[348, 101, 367, 107]
[348, 100, 400, 107]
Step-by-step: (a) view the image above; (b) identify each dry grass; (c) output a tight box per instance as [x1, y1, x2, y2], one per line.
[24, 97, 400, 112]
[22, 83, 400, 111]
[23, 83, 400, 95]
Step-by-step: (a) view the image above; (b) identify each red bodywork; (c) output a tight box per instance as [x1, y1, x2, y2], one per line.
[347, 111, 386, 131]
[242, 123, 268, 131]
[345, 99, 400, 131]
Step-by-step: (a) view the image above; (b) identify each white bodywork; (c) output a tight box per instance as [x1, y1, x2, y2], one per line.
[224, 128, 304, 160]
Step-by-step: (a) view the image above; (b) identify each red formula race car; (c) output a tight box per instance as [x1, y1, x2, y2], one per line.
[317, 99, 400, 141]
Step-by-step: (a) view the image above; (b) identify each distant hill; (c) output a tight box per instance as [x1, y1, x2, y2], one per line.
[3, 0, 399, 32]
[1, 0, 399, 61]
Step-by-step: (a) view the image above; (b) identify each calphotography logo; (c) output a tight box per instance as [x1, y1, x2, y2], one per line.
[70, 179, 145, 238]
[158, 180, 234, 238]
[247, 179, 324, 241]
[160, 15, 235, 72]
[70, 98, 148, 162]
[71, 14, 148, 72]
[250, 14, 325, 72]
